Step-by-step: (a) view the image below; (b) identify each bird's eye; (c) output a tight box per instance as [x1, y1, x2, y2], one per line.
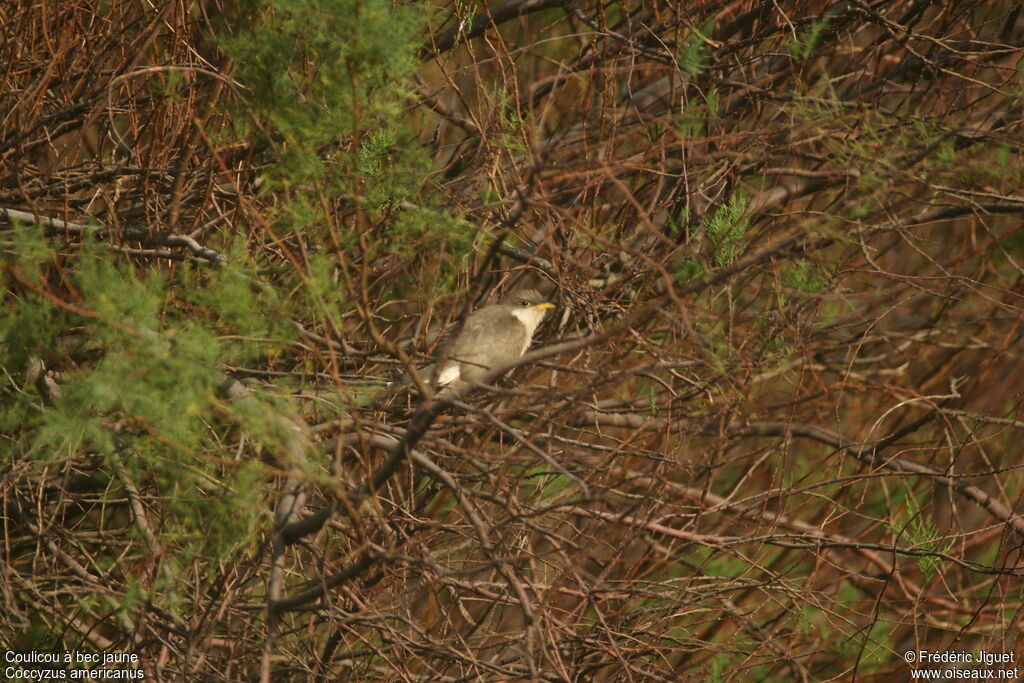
[519, 299, 531, 307]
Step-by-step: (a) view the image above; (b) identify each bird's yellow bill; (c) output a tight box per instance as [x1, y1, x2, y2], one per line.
[535, 302, 555, 310]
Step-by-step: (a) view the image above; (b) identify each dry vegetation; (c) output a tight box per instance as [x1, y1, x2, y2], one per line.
[2, 0, 1024, 680]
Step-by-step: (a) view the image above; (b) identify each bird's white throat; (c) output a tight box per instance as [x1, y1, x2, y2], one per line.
[511, 307, 548, 345]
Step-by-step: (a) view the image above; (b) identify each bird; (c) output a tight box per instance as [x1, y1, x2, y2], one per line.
[427, 289, 555, 396]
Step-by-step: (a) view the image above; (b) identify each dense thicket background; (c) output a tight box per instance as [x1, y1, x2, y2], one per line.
[3, 0, 1024, 680]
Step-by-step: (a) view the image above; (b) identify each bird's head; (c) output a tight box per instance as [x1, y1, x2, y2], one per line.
[502, 289, 555, 334]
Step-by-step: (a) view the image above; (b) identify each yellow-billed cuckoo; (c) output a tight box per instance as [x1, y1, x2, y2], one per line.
[428, 289, 554, 396]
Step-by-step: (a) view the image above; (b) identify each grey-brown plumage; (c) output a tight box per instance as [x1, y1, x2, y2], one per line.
[431, 289, 554, 395]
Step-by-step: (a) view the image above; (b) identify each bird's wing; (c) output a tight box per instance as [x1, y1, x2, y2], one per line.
[444, 307, 529, 384]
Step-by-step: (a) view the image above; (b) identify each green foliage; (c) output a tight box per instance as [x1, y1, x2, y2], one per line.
[637, 379, 659, 415]
[677, 88, 718, 138]
[538, 472, 573, 499]
[393, 203, 476, 258]
[678, 20, 714, 77]
[798, 604, 820, 639]
[704, 193, 750, 266]
[708, 653, 732, 683]
[572, 223, 607, 252]
[10, 216, 55, 281]
[224, 0, 419, 153]
[937, 137, 957, 164]
[678, 101, 706, 137]
[356, 126, 443, 211]
[790, 16, 831, 61]
[704, 88, 719, 119]
[0, 227, 288, 583]
[4, 251, 189, 454]
[188, 262, 294, 361]
[673, 257, 705, 284]
[678, 105, 704, 138]
[122, 577, 146, 612]
[1, 245, 59, 371]
[888, 493, 955, 583]
[222, 0, 419, 195]
[665, 212, 685, 239]
[782, 259, 812, 292]
[692, 546, 750, 579]
[832, 616, 894, 673]
[221, 0, 472, 283]
[478, 186, 502, 208]
[780, 258, 827, 305]
[168, 459, 270, 561]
